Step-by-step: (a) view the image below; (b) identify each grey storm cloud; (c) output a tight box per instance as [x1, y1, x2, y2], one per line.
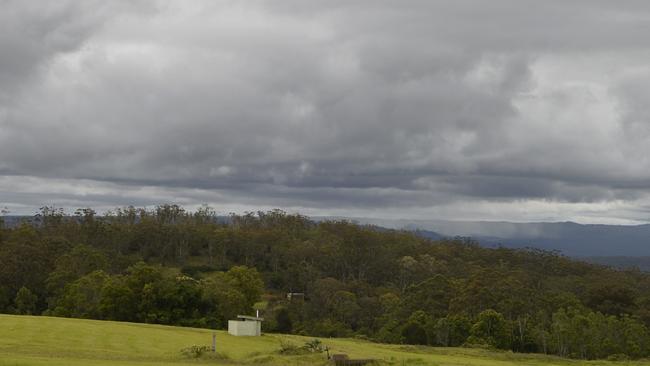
[2, 0, 650, 223]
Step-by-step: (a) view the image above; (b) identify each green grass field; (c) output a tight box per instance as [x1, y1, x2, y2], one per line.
[0, 314, 648, 366]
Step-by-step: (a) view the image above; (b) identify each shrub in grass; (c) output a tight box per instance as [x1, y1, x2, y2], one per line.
[607, 353, 630, 361]
[278, 340, 310, 355]
[278, 338, 327, 355]
[181, 345, 211, 358]
[304, 338, 325, 353]
[180, 345, 229, 360]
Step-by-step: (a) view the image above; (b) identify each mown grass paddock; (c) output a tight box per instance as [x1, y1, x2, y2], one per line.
[1, 314, 649, 366]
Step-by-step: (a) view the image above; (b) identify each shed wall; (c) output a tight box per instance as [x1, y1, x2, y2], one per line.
[228, 320, 261, 336]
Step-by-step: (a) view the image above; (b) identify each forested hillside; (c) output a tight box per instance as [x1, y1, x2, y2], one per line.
[1, 206, 650, 360]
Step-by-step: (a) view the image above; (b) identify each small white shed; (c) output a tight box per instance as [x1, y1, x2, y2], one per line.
[228, 315, 264, 336]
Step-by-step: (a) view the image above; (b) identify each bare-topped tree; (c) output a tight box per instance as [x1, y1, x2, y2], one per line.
[34, 206, 65, 228]
[0, 206, 7, 228]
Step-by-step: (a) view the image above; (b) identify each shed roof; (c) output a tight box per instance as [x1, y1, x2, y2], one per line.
[236, 315, 264, 321]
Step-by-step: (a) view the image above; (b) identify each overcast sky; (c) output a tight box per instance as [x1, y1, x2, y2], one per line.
[2, 1, 650, 223]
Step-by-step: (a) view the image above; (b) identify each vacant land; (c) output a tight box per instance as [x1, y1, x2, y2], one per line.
[0, 314, 647, 366]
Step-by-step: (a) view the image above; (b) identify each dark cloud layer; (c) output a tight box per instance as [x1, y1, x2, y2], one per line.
[2, 1, 650, 223]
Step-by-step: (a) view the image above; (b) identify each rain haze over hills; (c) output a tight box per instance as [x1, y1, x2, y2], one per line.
[3, 1, 650, 256]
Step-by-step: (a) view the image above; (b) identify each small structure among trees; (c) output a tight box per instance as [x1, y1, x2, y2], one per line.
[286, 292, 305, 301]
[228, 315, 264, 336]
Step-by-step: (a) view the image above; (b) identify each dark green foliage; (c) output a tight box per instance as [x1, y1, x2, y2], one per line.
[275, 307, 293, 333]
[0, 225, 60, 301]
[139, 275, 203, 325]
[402, 321, 428, 345]
[376, 319, 404, 344]
[402, 276, 450, 319]
[429, 315, 472, 346]
[53, 271, 109, 318]
[469, 309, 511, 349]
[99, 276, 137, 321]
[0, 286, 11, 312]
[200, 266, 263, 326]
[14, 287, 37, 315]
[3, 205, 650, 360]
[309, 319, 352, 338]
[46, 244, 109, 306]
[180, 264, 220, 277]
[546, 307, 650, 359]
[586, 282, 637, 316]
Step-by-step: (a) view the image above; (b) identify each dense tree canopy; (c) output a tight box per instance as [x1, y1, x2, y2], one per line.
[1, 205, 650, 360]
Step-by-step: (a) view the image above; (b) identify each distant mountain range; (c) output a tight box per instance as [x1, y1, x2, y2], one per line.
[411, 228, 650, 270]
[314, 217, 650, 270]
[1, 216, 32, 227]
[331, 218, 650, 256]
[5, 214, 650, 270]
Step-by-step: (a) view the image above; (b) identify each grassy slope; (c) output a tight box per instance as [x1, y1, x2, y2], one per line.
[0, 315, 648, 366]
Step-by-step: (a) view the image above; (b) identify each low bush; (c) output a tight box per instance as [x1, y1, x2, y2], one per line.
[278, 338, 327, 355]
[180, 345, 230, 360]
[278, 340, 310, 355]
